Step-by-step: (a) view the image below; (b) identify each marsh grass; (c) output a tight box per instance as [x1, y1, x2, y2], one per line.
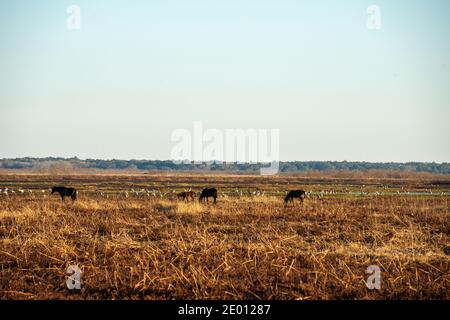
[0, 173, 448, 299]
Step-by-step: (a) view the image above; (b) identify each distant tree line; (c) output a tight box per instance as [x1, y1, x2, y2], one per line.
[0, 157, 449, 174]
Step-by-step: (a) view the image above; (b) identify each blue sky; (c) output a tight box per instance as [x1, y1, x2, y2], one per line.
[0, 0, 449, 162]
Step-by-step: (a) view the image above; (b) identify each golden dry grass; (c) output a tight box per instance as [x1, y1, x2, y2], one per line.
[0, 173, 449, 300]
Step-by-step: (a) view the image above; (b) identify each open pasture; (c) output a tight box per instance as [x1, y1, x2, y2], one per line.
[0, 172, 449, 299]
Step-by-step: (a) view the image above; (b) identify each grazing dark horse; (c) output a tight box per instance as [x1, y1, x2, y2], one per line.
[285, 190, 306, 205]
[51, 186, 77, 202]
[177, 191, 196, 201]
[199, 188, 217, 204]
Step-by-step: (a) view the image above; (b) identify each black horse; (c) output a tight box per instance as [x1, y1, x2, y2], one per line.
[199, 188, 217, 204]
[51, 186, 77, 202]
[285, 190, 306, 205]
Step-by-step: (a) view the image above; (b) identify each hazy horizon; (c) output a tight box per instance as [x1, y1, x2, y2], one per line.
[1, 156, 448, 165]
[1, 0, 449, 163]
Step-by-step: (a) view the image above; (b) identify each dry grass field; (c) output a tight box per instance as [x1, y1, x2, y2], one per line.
[0, 172, 449, 300]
